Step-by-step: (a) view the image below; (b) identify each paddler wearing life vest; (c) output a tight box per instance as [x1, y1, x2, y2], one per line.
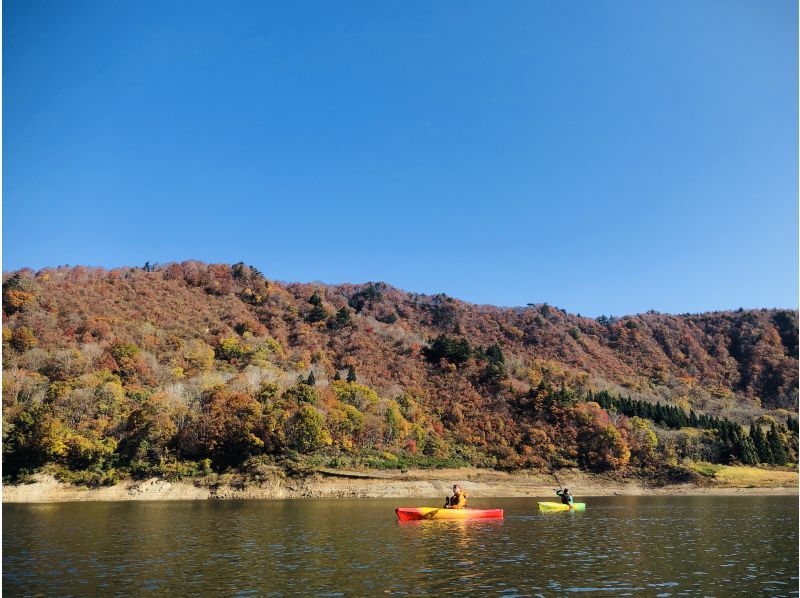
[555, 487, 574, 506]
[444, 484, 468, 509]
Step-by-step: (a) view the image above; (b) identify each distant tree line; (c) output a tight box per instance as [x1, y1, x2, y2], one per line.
[591, 390, 793, 466]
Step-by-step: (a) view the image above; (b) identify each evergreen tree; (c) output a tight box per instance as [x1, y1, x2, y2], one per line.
[767, 424, 788, 466]
[482, 344, 506, 383]
[306, 371, 316, 386]
[232, 262, 246, 280]
[749, 424, 773, 464]
[306, 303, 327, 323]
[423, 334, 472, 366]
[332, 307, 351, 328]
[333, 370, 341, 381]
[717, 421, 730, 443]
[738, 435, 759, 465]
[309, 291, 322, 306]
[143, 261, 152, 272]
[347, 365, 357, 383]
[485, 344, 505, 364]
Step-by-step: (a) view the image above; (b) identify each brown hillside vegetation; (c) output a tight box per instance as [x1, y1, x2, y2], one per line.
[3, 262, 797, 482]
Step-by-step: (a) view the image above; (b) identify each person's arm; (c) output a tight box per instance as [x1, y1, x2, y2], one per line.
[556, 489, 563, 496]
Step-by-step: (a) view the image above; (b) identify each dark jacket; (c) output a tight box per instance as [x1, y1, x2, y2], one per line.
[556, 489, 573, 505]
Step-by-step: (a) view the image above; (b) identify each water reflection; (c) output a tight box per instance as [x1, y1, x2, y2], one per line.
[4, 496, 798, 596]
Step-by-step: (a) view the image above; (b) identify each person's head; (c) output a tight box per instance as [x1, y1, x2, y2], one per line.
[453, 484, 462, 494]
[564, 488, 570, 494]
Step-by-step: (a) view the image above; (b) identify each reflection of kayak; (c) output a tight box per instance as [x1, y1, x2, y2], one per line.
[538, 502, 586, 511]
[395, 507, 504, 521]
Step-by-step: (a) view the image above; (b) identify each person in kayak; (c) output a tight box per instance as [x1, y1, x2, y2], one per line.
[444, 484, 468, 509]
[556, 488, 574, 506]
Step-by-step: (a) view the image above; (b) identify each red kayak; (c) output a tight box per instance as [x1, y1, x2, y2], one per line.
[395, 507, 504, 521]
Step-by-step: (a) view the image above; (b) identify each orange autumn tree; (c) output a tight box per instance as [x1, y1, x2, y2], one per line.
[573, 402, 631, 471]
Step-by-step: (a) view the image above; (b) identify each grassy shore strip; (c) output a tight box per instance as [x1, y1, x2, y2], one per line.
[3, 466, 797, 503]
[686, 463, 799, 488]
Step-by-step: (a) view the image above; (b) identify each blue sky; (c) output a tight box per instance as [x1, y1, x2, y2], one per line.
[4, 0, 797, 316]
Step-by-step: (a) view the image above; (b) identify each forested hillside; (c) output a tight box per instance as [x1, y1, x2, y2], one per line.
[3, 262, 798, 484]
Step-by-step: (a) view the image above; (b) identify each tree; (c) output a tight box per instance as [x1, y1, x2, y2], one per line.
[573, 402, 630, 471]
[118, 397, 178, 466]
[256, 382, 280, 405]
[231, 262, 246, 280]
[306, 371, 316, 386]
[216, 337, 250, 362]
[109, 342, 153, 383]
[482, 343, 507, 383]
[10, 327, 37, 352]
[306, 304, 327, 323]
[738, 435, 759, 466]
[384, 404, 408, 444]
[64, 432, 117, 471]
[767, 424, 788, 466]
[749, 424, 773, 464]
[288, 406, 330, 453]
[184, 339, 215, 373]
[330, 307, 352, 329]
[3, 405, 66, 478]
[333, 370, 341, 381]
[282, 384, 320, 406]
[485, 344, 504, 364]
[3, 290, 36, 314]
[326, 405, 365, 449]
[333, 381, 379, 411]
[629, 416, 658, 465]
[423, 335, 471, 366]
[348, 283, 384, 312]
[176, 387, 264, 469]
[347, 365, 357, 383]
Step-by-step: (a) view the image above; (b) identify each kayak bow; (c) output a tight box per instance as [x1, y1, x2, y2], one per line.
[395, 507, 504, 521]
[537, 501, 586, 511]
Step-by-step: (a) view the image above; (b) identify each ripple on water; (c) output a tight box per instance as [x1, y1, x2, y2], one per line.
[2, 496, 798, 596]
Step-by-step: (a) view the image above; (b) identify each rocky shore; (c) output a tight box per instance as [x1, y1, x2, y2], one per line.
[3, 467, 797, 503]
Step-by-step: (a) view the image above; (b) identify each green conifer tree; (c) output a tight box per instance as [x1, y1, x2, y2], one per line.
[306, 371, 316, 386]
[347, 365, 357, 383]
[307, 304, 327, 323]
[767, 424, 788, 466]
[689, 410, 699, 427]
[749, 424, 773, 464]
[334, 307, 351, 328]
[738, 435, 759, 465]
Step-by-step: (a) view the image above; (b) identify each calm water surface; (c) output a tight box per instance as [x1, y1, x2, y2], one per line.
[3, 496, 798, 596]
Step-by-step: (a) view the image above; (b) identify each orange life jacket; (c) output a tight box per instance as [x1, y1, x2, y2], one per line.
[446, 491, 468, 509]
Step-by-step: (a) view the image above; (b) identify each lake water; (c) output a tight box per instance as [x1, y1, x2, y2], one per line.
[3, 496, 797, 596]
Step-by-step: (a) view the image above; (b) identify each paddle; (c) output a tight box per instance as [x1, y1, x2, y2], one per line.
[550, 464, 563, 492]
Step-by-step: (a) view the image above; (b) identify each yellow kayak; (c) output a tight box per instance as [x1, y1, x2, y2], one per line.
[538, 501, 586, 511]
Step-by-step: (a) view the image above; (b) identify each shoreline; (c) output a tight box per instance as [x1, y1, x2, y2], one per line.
[3, 468, 797, 503]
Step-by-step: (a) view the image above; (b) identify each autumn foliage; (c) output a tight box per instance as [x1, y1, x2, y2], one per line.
[2, 263, 797, 482]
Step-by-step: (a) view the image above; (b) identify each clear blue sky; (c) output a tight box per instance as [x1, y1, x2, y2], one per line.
[4, 0, 797, 316]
